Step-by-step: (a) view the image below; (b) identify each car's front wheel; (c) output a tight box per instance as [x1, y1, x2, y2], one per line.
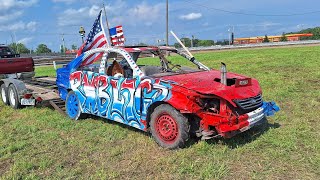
[150, 104, 190, 149]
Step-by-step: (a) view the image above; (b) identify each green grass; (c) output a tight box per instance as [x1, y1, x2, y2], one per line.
[2, 46, 320, 179]
[35, 65, 61, 77]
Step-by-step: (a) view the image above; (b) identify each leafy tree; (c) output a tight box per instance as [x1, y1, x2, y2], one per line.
[192, 38, 200, 47]
[216, 40, 229, 45]
[181, 38, 192, 47]
[174, 38, 214, 48]
[198, 40, 215, 46]
[137, 42, 148, 46]
[287, 27, 318, 40]
[280, 32, 287, 42]
[36, 44, 52, 54]
[60, 45, 68, 54]
[8, 43, 30, 54]
[263, 35, 270, 43]
[71, 44, 77, 50]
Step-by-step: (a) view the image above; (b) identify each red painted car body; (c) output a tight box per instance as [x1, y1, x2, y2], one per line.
[161, 70, 262, 137]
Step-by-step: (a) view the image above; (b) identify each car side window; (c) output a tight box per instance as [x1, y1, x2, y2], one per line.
[105, 53, 133, 79]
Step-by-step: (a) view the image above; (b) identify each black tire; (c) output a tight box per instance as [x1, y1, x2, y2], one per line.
[8, 84, 22, 109]
[0, 84, 9, 105]
[65, 91, 86, 120]
[150, 104, 190, 149]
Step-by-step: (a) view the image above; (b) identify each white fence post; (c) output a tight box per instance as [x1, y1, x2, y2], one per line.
[53, 61, 57, 70]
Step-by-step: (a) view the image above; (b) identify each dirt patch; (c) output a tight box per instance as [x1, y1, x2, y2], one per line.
[0, 158, 13, 176]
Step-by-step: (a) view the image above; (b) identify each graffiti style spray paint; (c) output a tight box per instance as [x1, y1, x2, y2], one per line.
[69, 71, 172, 130]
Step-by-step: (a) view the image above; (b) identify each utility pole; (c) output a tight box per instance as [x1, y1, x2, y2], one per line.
[228, 26, 235, 45]
[166, 0, 169, 46]
[191, 35, 194, 47]
[103, 2, 112, 47]
[61, 33, 66, 54]
[231, 26, 234, 45]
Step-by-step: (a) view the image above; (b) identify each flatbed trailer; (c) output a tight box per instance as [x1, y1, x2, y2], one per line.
[0, 76, 66, 115]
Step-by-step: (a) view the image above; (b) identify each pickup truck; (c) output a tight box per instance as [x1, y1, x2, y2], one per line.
[0, 45, 34, 75]
[0, 45, 39, 108]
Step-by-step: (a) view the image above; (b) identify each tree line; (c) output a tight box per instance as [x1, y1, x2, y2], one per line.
[287, 27, 320, 40]
[8, 43, 78, 54]
[8, 27, 320, 54]
[173, 38, 216, 48]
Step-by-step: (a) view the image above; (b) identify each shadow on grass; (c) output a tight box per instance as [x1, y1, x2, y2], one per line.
[205, 120, 281, 149]
[77, 114, 281, 150]
[86, 114, 151, 136]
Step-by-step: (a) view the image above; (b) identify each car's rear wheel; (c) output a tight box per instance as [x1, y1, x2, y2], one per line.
[8, 84, 22, 109]
[66, 91, 85, 120]
[1, 84, 9, 105]
[150, 104, 190, 149]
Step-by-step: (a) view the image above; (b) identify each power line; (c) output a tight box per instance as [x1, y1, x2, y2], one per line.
[183, 0, 320, 17]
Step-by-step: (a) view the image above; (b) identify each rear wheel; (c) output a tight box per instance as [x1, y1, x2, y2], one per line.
[66, 91, 85, 120]
[150, 104, 190, 149]
[8, 84, 22, 109]
[1, 84, 9, 105]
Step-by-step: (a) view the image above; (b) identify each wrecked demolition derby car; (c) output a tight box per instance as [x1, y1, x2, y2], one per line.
[56, 46, 279, 149]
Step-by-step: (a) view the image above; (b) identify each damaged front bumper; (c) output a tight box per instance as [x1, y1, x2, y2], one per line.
[200, 101, 280, 139]
[239, 101, 280, 132]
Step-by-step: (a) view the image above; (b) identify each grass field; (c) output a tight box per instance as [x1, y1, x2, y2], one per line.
[1, 46, 320, 179]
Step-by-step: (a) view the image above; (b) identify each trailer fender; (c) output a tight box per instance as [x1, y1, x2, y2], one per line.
[0, 78, 28, 102]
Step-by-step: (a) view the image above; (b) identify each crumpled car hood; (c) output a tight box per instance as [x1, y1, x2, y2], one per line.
[160, 70, 262, 103]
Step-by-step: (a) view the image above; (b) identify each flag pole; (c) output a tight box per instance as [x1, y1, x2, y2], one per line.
[103, 2, 113, 46]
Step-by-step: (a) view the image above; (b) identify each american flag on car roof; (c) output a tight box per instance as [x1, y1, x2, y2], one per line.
[78, 10, 108, 66]
[109, 25, 125, 46]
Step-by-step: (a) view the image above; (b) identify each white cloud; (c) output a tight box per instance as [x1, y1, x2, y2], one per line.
[0, 0, 38, 33]
[18, 37, 33, 45]
[0, 0, 38, 10]
[57, 5, 101, 26]
[57, 1, 164, 27]
[0, 21, 37, 31]
[52, 0, 76, 3]
[26, 21, 37, 31]
[0, 11, 23, 23]
[179, 13, 202, 20]
[129, 3, 163, 26]
[89, 5, 101, 17]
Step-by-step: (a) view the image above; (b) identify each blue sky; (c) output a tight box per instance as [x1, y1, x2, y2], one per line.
[0, 0, 319, 51]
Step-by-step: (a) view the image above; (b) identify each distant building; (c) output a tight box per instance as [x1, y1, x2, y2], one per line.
[65, 49, 78, 54]
[234, 33, 313, 45]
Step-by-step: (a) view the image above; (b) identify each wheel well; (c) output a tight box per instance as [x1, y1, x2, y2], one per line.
[146, 101, 169, 129]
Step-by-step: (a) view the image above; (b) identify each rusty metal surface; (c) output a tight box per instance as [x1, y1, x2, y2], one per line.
[49, 99, 66, 116]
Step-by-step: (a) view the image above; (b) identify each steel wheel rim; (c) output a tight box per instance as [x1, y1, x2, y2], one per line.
[9, 88, 15, 106]
[67, 94, 79, 119]
[1, 87, 6, 102]
[155, 114, 178, 143]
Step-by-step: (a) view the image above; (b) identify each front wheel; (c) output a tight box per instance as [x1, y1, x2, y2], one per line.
[65, 91, 85, 120]
[150, 104, 190, 149]
[1, 84, 9, 105]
